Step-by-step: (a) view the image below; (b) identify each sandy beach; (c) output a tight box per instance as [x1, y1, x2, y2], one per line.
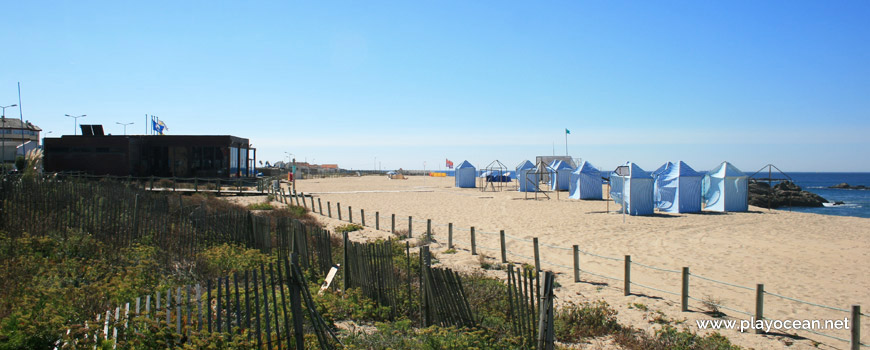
[234, 175, 870, 349]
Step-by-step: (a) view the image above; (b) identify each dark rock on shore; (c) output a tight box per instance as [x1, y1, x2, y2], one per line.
[748, 180, 828, 208]
[829, 183, 868, 190]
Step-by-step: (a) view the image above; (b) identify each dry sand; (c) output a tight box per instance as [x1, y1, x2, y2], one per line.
[258, 175, 868, 349]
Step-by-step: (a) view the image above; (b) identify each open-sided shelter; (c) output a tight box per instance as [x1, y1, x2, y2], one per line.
[569, 161, 602, 199]
[652, 161, 703, 213]
[609, 162, 655, 215]
[455, 160, 476, 188]
[702, 161, 748, 212]
[548, 160, 573, 191]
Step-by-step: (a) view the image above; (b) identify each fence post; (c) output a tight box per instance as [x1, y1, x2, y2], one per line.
[391, 214, 396, 234]
[408, 216, 413, 237]
[427, 219, 432, 242]
[375, 212, 380, 230]
[534, 238, 541, 274]
[217, 179, 221, 195]
[349, 207, 353, 223]
[327, 201, 332, 217]
[338, 203, 342, 220]
[573, 245, 579, 283]
[194, 177, 198, 192]
[499, 230, 507, 263]
[681, 267, 689, 312]
[624, 255, 631, 296]
[172, 177, 177, 191]
[470, 227, 477, 255]
[318, 198, 322, 214]
[448, 223, 453, 249]
[755, 284, 764, 334]
[301, 192, 307, 209]
[361, 209, 366, 226]
[343, 232, 349, 291]
[850, 305, 861, 350]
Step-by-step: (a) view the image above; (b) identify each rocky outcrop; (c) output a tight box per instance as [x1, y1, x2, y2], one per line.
[829, 183, 868, 190]
[748, 180, 828, 208]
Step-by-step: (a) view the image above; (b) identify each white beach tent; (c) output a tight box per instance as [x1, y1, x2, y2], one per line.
[652, 161, 703, 213]
[702, 161, 749, 212]
[548, 160, 574, 191]
[569, 161, 602, 199]
[455, 160, 477, 188]
[609, 162, 655, 216]
[516, 160, 537, 192]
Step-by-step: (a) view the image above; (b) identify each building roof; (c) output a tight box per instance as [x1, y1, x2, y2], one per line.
[0, 118, 42, 131]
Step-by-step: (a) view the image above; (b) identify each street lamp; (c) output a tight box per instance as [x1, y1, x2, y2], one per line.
[1, 104, 18, 167]
[65, 114, 86, 135]
[116, 122, 134, 135]
[42, 131, 53, 147]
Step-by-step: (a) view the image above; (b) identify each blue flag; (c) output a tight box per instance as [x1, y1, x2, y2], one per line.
[566, 128, 571, 134]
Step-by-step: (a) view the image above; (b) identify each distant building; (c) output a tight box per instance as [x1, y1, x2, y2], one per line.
[44, 134, 256, 178]
[0, 118, 41, 164]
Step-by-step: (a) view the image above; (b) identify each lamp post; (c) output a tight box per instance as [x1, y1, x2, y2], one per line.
[116, 122, 134, 135]
[65, 114, 86, 135]
[1, 104, 18, 167]
[42, 131, 53, 147]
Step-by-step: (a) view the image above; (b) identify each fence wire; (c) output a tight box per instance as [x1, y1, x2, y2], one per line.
[689, 273, 754, 291]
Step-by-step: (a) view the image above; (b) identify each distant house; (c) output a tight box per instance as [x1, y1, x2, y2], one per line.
[44, 134, 257, 178]
[0, 118, 41, 164]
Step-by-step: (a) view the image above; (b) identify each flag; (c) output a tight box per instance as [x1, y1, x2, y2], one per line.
[158, 120, 168, 134]
[446, 159, 454, 169]
[566, 128, 570, 134]
[151, 116, 161, 134]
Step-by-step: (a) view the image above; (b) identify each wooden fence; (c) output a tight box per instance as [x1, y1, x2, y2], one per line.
[300, 194, 868, 349]
[57, 254, 340, 349]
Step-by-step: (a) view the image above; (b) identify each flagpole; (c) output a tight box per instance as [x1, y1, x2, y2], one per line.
[565, 129, 568, 156]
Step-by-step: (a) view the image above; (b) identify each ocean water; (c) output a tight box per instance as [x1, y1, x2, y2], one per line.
[766, 172, 870, 219]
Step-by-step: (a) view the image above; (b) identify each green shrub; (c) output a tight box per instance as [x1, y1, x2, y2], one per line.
[315, 288, 391, 323]
[195, 243, 274, 280]
[335, 223, 364, 234]
[554, 300, 621, 343]
[247, 202, 274, 210]
[343, 321, 524, 350]
[0, 232, 165, 349]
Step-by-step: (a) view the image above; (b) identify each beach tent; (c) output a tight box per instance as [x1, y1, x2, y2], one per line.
[609, 162, 655, 215]
[516, 160, 537, 192]
[702, 161, 748, 212]
[548, 160, 574, 191]
[652, 161, 703, 213]
[455, 160, 476, 188]
[569, 161, 602, 200]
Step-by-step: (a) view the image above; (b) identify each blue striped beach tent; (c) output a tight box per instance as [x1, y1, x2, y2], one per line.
[609, 162, 655, 215]
[455, 160, 477, 188]
[516, 160, 537, 192]
[702, 161, 748, 212]
[652, 161, 703, 213]
[569, 161, 602, 200]
[547, 160, 574, 191]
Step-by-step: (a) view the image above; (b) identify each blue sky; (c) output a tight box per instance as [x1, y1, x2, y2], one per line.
[2, 1, 868, 172]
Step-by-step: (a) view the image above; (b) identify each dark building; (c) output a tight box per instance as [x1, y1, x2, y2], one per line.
[44, 135, 256, 178]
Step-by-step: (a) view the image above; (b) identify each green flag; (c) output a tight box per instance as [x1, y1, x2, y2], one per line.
[566, 128, 570, 134]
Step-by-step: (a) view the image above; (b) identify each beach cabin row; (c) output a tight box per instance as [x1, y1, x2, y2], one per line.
[454, 158, 749, 215]
[610, 161, 749, 215]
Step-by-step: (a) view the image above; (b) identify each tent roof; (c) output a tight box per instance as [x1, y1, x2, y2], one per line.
[572, 161, 600, 174]
[616, 162, 652, 179]
[456, 160, 475, 169]
[655, 161, 703, 178]
[550, 160, 573, 170]
[707, 161, 746, 178]
[516, 160, 535, 171]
